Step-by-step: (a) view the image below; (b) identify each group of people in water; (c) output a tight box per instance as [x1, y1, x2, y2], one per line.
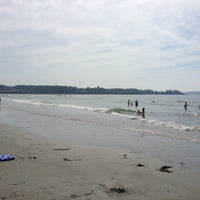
[128, 99, 145, 118]
[128, 99, 139, 108]
[127, 99, 200, 119]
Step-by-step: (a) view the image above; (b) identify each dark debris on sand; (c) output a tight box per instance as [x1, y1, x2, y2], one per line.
[63, 158, 82, 162]
[136, 163, 145, 167]
[157, 165, 174, 173]
[108, 186, 127, 194]
[52, 148, 70, 151]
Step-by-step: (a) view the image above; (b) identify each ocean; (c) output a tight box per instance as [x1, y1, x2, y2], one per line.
[2, 94, 200, 143]
[1, 94, 200, 171]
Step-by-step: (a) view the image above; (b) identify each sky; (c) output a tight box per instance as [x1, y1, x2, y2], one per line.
[0, 0, 200, 92]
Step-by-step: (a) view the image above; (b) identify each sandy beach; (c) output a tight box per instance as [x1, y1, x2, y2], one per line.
[1, 97, 200, 199]
[1, 123, 200, 200]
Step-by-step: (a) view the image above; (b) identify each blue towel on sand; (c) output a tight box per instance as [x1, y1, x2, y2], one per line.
[0, 154, 15, 161]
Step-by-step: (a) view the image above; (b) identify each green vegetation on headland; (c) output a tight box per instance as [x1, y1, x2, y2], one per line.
[0, 85, 183, 95]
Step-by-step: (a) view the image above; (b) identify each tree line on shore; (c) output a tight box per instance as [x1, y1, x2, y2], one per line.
[0, 85, 183, 95]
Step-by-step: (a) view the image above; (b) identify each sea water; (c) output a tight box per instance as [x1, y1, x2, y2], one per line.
[2, 94, 200, 143]
[1, 94, 200, 171]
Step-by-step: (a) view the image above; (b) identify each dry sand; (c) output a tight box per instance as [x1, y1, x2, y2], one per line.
[1, 124, 200, 200]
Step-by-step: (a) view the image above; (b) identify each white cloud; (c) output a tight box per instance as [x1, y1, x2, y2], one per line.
[0, 0, 199, 91]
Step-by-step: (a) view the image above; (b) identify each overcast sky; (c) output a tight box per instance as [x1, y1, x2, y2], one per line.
[0, 0, 200, 92]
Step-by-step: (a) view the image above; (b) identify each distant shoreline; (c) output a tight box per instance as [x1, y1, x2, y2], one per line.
[0, 85, 183, 95]
[185, 92, 200, 95]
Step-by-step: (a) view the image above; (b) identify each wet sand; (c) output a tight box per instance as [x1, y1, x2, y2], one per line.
[1, 123, 200, 200]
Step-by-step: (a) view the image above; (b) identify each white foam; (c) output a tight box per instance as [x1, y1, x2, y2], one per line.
[6, 97, 109, 113]
[146, 118, 198, 132]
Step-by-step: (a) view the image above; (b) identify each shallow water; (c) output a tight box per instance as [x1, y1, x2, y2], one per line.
[2, 94, 200, 143]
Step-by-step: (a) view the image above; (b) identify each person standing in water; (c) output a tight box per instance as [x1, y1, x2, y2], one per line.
[135, 100, 138, 108]
[128, 99, 130, 107]
[184, 102, 188, 110]
[141, 107, 145, 118]
[131, 101, 133, 107]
